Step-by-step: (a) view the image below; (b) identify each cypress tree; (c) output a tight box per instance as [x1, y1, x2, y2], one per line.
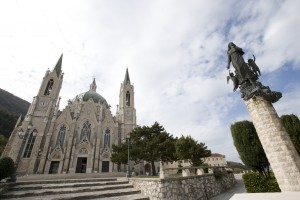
[231, 120, 270, 177]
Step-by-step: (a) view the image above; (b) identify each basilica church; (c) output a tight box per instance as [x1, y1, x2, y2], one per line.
[2, 55, 137, 175]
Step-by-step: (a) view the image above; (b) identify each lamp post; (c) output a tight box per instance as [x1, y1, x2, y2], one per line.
[126, 135, 131, 178]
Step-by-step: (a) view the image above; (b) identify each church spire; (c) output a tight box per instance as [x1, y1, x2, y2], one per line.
[89, 78, 97, 92]
[54, 54, 63, 77]
[123, 68, 131, 85]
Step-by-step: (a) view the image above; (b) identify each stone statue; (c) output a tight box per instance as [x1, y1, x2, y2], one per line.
[226, 42, 282, 103]
[247, 55, 261, 78]
[227, 70, 239, 92]
[227, 42, 257, 86]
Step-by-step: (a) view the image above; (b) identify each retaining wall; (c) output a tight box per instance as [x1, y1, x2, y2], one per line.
[129, 172, 236, 200]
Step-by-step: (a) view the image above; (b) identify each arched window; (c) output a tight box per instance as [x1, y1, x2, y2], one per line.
[103, 129, 110, 148]
[125, 91, 130, 106]
[44, 79, 54, 95]
[56, 125, 66, 147]
[80, 121, 91, 141]
[23, 130, 37, 158]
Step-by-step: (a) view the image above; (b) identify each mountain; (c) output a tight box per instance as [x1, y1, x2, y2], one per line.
[227, 161, 248, 170]
[0, 88, 30, 138]
[0, 88, 30, 116]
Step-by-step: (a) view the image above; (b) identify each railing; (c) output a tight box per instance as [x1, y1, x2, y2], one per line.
[159, 163, 232, 179]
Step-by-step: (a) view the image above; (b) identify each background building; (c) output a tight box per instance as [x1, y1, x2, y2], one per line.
[202, 153, 227, 167]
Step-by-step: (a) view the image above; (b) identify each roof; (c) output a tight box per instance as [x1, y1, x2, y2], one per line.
[209, 153, 225, 157]
[82, 91, 108, 107]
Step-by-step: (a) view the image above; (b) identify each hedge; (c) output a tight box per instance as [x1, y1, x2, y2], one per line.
[242, 172, 280, 193]
[0, 157, 15, 181]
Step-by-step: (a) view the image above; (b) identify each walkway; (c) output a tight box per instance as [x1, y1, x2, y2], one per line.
[210, 174, 246, 200]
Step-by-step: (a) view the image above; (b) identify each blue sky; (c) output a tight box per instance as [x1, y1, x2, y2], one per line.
[0, 0, 300, 162]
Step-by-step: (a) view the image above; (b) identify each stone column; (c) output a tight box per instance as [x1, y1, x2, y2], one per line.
[245, 96, 300, 191]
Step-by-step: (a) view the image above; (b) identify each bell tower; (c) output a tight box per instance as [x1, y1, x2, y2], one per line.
[25, 54, 63, 123]
[2, 55, 64, 175]
[117, 68, 136, 139]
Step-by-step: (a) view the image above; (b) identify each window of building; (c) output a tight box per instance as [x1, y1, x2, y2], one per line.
[126, 91, 130, 106]
[104, 128, 110, 148]
[80, 121, 91, 141]
[56, 125, 66, 147]
[44, 79, 54, 95]
[23, 130, 37, 158]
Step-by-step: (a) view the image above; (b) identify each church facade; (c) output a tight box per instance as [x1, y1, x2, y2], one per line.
[2, 55, 137, 175]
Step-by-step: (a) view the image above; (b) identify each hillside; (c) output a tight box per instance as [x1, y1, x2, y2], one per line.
[0, 88, 30, 116]
[0, 88, 30, 138]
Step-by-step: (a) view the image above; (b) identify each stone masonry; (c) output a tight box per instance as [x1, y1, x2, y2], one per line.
[129, 173, 236, 200]
[246, 96, 300, 191]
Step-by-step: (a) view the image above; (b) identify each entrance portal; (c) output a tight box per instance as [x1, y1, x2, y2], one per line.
[102, 161, 109, 172]
[76, 157, 87, 173]
[49, 161, 59, 174]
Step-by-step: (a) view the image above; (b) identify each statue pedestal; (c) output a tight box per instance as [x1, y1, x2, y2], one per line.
[246, 96, 300, 191]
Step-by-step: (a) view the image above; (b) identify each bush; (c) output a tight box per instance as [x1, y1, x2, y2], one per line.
[242, 172, 280, 193]
[213, 168, 226, 180]
[0, 157, 15, 181]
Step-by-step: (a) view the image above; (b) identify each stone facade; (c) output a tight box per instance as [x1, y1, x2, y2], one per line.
[129, 172, 236, 200]
[246, 96, 300, 191]
[2, 56, 138, 175]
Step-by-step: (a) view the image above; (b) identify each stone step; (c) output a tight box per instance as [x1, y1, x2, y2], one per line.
[4, 188, 148, 200]
[9, 180, 129, 191]
[11, 178, 117, 186]
[1, 183, 134, 199]
[16, 172, 126, 182]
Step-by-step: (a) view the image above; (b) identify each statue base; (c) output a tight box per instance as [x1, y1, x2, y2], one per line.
[240, 81, 282, 103]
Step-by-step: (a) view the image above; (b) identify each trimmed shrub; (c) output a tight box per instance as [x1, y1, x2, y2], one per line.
[243, 172, 280, 193]
[0, 157, 15, 181]
[213, 168, 226, 180]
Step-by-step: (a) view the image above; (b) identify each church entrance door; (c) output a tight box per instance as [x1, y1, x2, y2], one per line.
[76, 157, 87, 173]
[102, 161, 109, 172]
[49, 161, 59, 174]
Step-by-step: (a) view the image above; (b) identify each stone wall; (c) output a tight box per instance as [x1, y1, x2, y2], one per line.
[129, 172, 236, 200]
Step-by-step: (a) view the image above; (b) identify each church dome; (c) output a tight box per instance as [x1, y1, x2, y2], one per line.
[82, 91, 108, 106]
[72, 78, 109, 108]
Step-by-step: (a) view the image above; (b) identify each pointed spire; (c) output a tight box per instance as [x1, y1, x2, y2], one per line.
[89, 78, 97, 92]
[123, 68, 131, 85]
[54, 54, 63, 77]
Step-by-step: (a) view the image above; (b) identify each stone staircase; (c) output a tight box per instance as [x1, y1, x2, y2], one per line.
[0, 177, 149, 200]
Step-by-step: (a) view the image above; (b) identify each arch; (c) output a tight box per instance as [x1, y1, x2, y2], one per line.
[126, 91, 130, 106]
[145, 163, 151, 174]
[44, 79, 54, 95]
[79, 148, 88, 154]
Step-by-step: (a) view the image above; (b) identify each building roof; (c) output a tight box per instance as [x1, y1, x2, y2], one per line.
[209, 153, 225, 157]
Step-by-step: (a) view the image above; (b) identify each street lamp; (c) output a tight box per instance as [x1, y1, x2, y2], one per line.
[126, 135, 131, 178]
